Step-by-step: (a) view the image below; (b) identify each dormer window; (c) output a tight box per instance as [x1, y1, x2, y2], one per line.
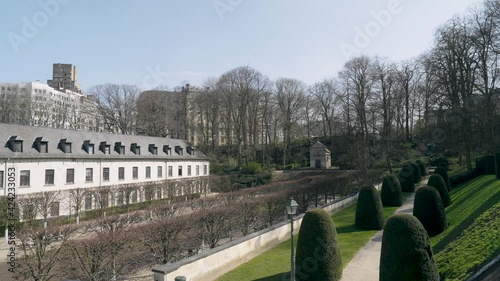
[33, 137, 48, 153]
[83, 140, 94, 154]
[114, 142, 125, 154]
[131, 143, 141, 155]
[7, 136, 23, 152]
[58, 139, 72, 153]
[186, 146, 194, 155]
[100, 142, 111, 154]
[163, 145, 171, 155]
[175, 145, 183, 155]
[148, 144, 158, 155]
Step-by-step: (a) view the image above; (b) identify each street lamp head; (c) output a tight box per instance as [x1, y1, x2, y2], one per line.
[286, 197, 299, 215]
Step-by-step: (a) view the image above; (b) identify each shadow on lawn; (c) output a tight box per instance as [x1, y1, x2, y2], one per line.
[433, 189, 500, 253]
[253, 272, 287, 281]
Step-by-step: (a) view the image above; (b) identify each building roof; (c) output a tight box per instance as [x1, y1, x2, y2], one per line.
[311, 141, 331, 153]
[0, 123, 208, 161]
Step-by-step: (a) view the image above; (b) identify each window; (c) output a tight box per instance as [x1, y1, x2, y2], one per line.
[156, 188, 162, 199]
[196, 165, 200, 176]
[0, 171, 3, 188]
[187, 165, 192, 176]
[119, 167, 125, 180]
[117, 191, 124, 206]
[115, 142, 125, 154]
[178, 166, 183, 177]
[88, 144, 94, 154]
[85, 194, 92, 210]
[83, 140, 95, 154]
[20, 170, 30, 187]
[40, 142, 48, 153]
[204, 165, 208, 175]
[146, 166, 151, 178]
[66, 169, 74, 184]
[50, 202, 60, 217]
[131, 191, 137, 203]
[157, 166, 162, 178]
[168, 166, 173, 177]
[99, 192, 109, 209]
[163, 145, 171, 155]
[131, 143, 141, 155]
[103, 168, 110, 181]
[149, 144, 158, 155]
[85, 168, 93, 182]
[133, 167, 138, 179]
[45, 169, 55, 185]
[59, 139, 72, 153]
[105, 146, 111, 154]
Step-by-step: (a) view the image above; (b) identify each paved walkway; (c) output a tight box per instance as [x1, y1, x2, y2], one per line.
[340, 188, 420, 281]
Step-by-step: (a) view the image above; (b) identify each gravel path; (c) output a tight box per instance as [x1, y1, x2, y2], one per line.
[340, 192, 416, 281]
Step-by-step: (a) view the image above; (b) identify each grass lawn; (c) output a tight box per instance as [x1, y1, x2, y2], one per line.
[217, 194, 411, 281]
[431, 175, 500, 280]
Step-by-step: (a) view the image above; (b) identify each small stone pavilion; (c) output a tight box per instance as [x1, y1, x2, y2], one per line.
[310, 141, 331, 169]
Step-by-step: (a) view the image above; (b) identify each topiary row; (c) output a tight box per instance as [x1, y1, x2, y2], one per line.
[433, 166, 451, 191]
[355, 186, 385, 230]
[427, 174, 451, 207]
[381, 175, 402, 207]
[399, 163, 416, 192]
[413, 186, 448, 236]
[296, 209, 342, 281]
[380, 214, 440, 281]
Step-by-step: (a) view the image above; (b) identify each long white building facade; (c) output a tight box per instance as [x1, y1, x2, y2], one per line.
[0, 123, 210, 220]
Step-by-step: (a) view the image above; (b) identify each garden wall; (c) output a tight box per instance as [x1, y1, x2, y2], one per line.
[152, 193, 358, 281]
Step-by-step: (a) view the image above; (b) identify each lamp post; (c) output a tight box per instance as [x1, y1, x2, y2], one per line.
[286, 197, 299, 281]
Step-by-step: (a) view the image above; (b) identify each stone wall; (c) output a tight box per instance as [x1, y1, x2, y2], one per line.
[152, 194, 358, 281]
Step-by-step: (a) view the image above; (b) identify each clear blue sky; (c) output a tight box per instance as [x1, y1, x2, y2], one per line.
[0, 0, 480, 91]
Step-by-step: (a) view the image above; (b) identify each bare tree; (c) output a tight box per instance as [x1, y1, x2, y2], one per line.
[141, 216, 186, 264]
[68, 188, 87, 224]
[275, 78, 306, 165]
[89, 84, 139, 134]
[17, 225, 76, 281]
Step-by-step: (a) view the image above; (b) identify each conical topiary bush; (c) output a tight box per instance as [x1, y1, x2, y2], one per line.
[416, 159, 427, 176]
[409, 161, 422, 183]
[295, 209, 342, 281]
[381, 174, 403, 207]
[427, 174, 451, 207]
[399, 164, 415, 192]
[380, 214, 440, 281]
[413, 186, 448, 236]
[434, 166, 451, 191]
[355, 186, 384, 230]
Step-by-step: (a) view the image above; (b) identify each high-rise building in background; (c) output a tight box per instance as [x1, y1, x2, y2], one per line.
[47, 63, 81, 93]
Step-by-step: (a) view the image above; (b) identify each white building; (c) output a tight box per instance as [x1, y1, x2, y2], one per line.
[0, 81, 103, 131]
[0, 123, 210, 219]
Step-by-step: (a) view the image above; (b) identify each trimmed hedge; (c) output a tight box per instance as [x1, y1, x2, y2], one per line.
[380, 214, 440, 281]
[413, 186, 448, 236]
[450, 169, 479, 188]
[476, 155, 496, 175]
[295, 209, 342, 281]
[433, 166, 451, 191]
[416, 159, 427, 176]
[427, 174, 451, 207]
[355, 186, 385, 230]
[398, 164, 415, 192]
[430, 155, 449, 170]
[380, 175, 403, 207]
